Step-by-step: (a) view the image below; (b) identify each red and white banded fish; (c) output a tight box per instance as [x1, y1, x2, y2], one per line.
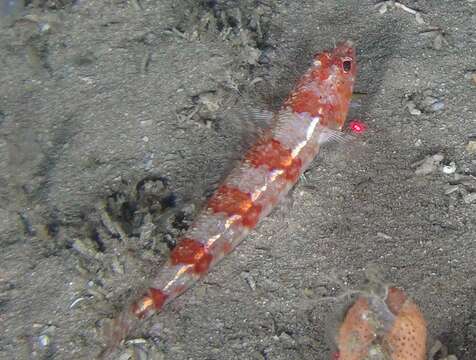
[101, 40, 357, 356]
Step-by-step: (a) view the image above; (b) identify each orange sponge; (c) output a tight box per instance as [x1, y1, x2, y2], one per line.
[337, 287, 427, 360]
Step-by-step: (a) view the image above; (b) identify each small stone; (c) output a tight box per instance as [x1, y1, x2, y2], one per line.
[408, 91, 445, 113]
[241, 272, 256, 291]
[126, 338, 148, 345]
[415, 139, 422, 147]
[464, 71, 476, 84]
[37, 334, 50, 348]
[117, 352, 132, 360]
[39, 22, 51, 33]
[72, 239, 102, 260]
[430, 99, 445, 112]
[378, 3, 388, 14]
[466, 140, 476, 154]
[422, 89, 433, 97]
[421, 96, 441, 109]
[144, 158, 153, 171]
[415, 13, 425, 24]
[245, 46, 262, 65]
[428, 340, 457, 360]
[303, 287, 315, 297]
[111, 256, 124, 274]
[433, 33, 444, 50]
[376, 232, 392, 240]
[199, 92, 220, 112]
[463, 193, 476, 204]
[140, 120, 153, 127]
[278, 332, 296, 348]
[406, 100, 422, 115]
[442, 162, 456, 174]
[414, 153, 444, 175]
[205, 119, 214, 129]
[444, 185, 459, 195]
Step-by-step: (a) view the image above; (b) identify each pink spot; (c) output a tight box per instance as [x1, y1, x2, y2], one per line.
[348, 120, 367, 134]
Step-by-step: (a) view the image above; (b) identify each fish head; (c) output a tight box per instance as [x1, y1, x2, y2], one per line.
[310, 41, 357, 129]
[313, 40, 356, 82]
[284, 41, 357, 130]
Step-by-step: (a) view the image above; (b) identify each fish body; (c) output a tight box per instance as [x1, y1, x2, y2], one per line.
[103, 41, 357, 354]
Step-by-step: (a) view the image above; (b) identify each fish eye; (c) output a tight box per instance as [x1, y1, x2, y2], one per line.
[342, 58, 352, 73]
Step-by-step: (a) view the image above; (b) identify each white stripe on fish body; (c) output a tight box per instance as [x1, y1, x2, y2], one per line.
[186, 211, 249, 256]
[150, 263, 196, 296]
[271, 110, 318, 152]
[185, 211, 231, 245]
[226, 164, 272, 199]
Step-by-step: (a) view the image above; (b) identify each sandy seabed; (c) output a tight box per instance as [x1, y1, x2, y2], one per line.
[0, 1, 475, 359]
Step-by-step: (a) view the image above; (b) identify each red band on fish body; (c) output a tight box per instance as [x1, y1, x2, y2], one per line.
[170, 238, 213, 274]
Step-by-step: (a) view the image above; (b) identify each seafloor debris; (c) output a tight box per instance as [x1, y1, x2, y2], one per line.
[72, 238, 104, 261]
[0, 0, 24, 18]
[406, 100, 422, 115]
[449, 173, 476, 191]
[466, 140, 476, 154]
[176, 90, 227, 130]
[463, 193, 476, 204]
[241, 271, 256, 291]
[429, 340, 459, 360]
[66, 175, 184, 284]
[412, 153, 444, 176]
[405, 90, 446, 115]
[375, 0, 425, 24]
[464, 71, 476, 85]
[441, 161, 456, 175]
[419, 28, 449, 50]
[444, 185, 459, 195]
[25, 324, 57, 359]
[444, 172, 476, 203]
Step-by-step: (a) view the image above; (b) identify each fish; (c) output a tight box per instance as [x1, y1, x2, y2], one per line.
[100, 40, 357, 357]
[335, 286, 427, 360]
